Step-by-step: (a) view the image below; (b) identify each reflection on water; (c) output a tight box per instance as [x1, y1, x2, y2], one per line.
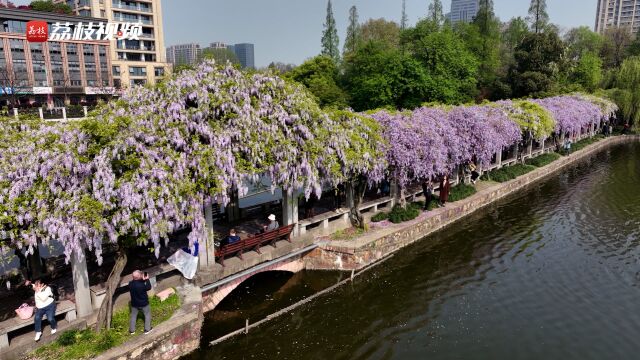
[188, 143, 640, 360]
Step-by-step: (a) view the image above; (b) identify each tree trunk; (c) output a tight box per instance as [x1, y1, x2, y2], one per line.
[95, 247, 127, 332]
[28, 244, 44, 280]
[397, 186, 407, 208]
[348, 177, 367, 229]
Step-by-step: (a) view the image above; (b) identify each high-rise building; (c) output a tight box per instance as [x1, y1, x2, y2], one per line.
[596, 0, 640, 34]
[166, 43, 201, 66]
[55, 0, 168, 88]
[446, 0, 479, 24]
[0, 8, 114, 107]
[232, 43, 254, 69]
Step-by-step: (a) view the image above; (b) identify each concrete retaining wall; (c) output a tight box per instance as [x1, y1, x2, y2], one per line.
[94, 284, 203, 360]
[305, 135, 640, 271]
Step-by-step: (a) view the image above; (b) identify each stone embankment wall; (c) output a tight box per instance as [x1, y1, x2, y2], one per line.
[94, 284, 203, 360]
[304, 136, 640, 271]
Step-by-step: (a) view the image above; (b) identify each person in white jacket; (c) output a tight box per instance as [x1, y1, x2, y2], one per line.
[25, 279, 57, 341]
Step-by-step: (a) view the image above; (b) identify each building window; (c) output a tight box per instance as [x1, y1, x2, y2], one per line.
[130, 79, 146, 86]
[129, 66, 146, 77]
[154, 67, 164, 77]
[101, 10, 106, 17]
[113, 66, 121, 76]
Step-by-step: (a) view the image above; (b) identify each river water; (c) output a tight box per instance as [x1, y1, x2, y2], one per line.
[186, 142, 640, 360]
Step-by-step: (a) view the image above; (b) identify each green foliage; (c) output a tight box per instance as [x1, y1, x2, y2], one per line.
[30, 0, 72, 14]
[571, 52, 603, 92]
[34, 293, 180, 360]
[568, 134, 605, 153]
[483, 164, 536, 182]
[427, 0, 445, 26]
[448, 184, 477, 202]
[565, 27, 604, 60]
[342, 41, 429, 111]
[388, 203, 421, 224]
[321, 0, 340, 63]
[528, 0, 549, 34]
[359, 19, 401, 50]
[343, 6, 360, 56]
[371, 211, 389, 222]
[510, 32, 564, 97]
[525, 152, 560, 167]
[287, 56, 348, 108]
[503, 100, 555, 140]
[601, 27, 633, 69]
[607, 56, 640, 127]
[403, 20, 478, 104]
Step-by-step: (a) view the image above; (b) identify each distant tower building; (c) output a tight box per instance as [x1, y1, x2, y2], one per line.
[596, 0, 640, 34]
[446, 0, 480, 24]
[209, 42, 228, 49]
[166, 43, 201, 66]
[232, 43, 255, 69]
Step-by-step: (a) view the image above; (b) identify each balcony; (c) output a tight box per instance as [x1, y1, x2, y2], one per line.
[112, 1, 152, 13]
[116, 44, 156, 51]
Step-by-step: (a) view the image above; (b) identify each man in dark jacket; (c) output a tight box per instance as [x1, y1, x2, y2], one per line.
[129, 270, 152, 335]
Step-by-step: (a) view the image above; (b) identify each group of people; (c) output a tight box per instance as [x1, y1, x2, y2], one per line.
[421, 175, 452, 211]
[24, 270, 155, 342]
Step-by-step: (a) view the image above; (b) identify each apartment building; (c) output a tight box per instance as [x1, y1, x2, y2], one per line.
[56, 0, 168, 88]
[0, 8, 113, 107]
[596, 0, 640, 34]
[446, 0, 479, 24]
[166, 43, 201, 66]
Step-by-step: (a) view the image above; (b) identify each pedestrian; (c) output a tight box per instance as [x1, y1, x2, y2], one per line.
[304, 194, 317, 219]
[609, 123, 614, 136]
[128, 270, 152, 335]
[603, 122, 609, 136]
[438, 175, 451, 207]
[421, 180, 433, 210]
[622, 122, 630, 135]
[469, 162, 480, 184]
[333, 184, 344, 211]
[25, 279, 57, 341]
[563, 138, 572, 154]
[264, 214, 280, 232]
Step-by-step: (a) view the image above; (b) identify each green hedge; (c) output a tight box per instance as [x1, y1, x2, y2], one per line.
[482, 164, 536, 183]
[388, 204, 421, 223]
[448, 184, 477, 202]
[371, 211, 389, 222]
[568, 134, 605, 153]
[525, 153, 561, 167]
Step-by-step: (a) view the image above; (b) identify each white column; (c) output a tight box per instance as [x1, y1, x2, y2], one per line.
[282, 189, 299, 236]
[199, 200, 215, 270]
[83, 106, 88, 117]
[38, 108, 43, 120]
[496, 149, 503, 169]
[71, 249, 92, 318]
[13, 108, 18, 120]
[62, 107, 67, 120]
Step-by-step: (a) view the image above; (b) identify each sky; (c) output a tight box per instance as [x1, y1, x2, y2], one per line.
[14, 0, 599, 67]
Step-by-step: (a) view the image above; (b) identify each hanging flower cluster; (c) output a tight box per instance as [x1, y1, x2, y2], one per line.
[0, 58, 617, 264]
[532, 95, 612, 136]
[368, 94, 613, 189]
[495, 100, 556, 140]
[0, 61, 385, 262]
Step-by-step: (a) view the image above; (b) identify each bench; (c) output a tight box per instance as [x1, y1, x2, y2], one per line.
[89, 262, 175, 309]
[0, 300, 76, 349]
[215, 224, 295, 266]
